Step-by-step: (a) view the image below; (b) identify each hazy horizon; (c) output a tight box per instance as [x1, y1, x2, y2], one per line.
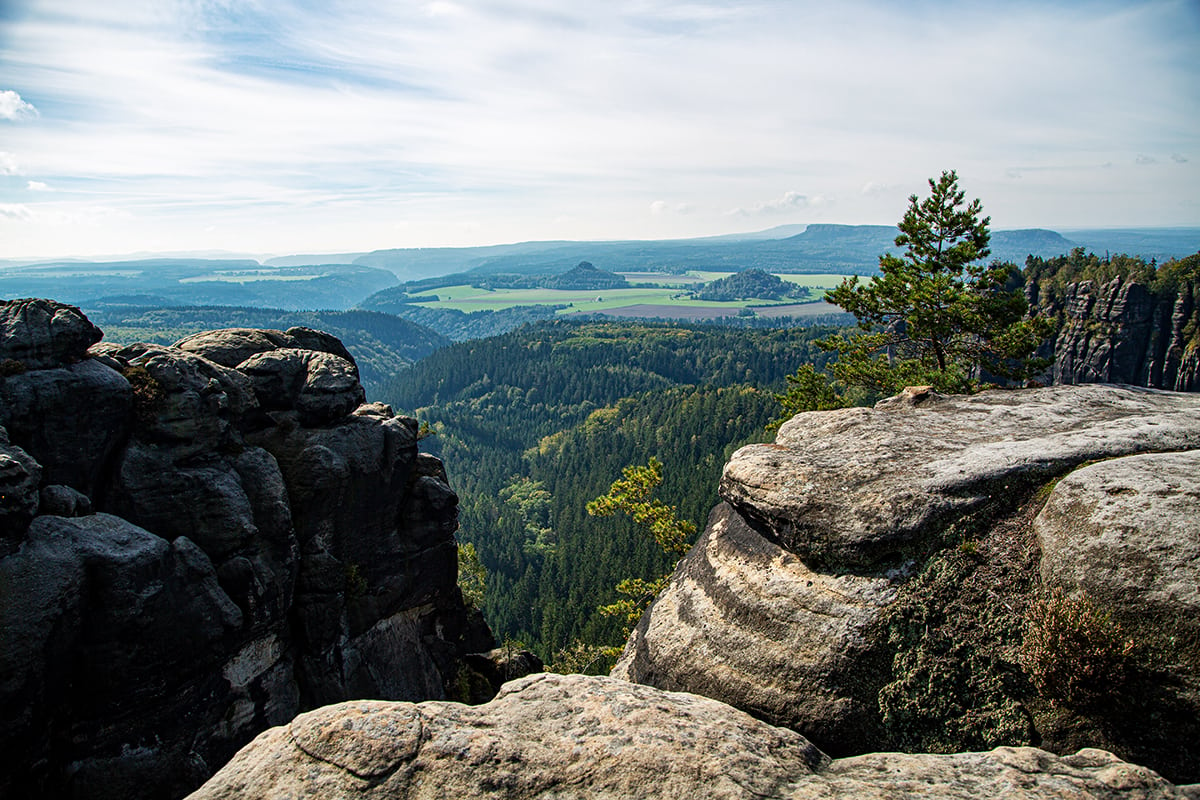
[2, 1, 1198, 260]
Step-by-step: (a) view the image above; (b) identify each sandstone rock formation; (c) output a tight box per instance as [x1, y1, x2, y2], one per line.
[0, 299, 492, 800]
[1038, 275, 1199, 391]
[188, 673, 1197, 800]
[613, 384, 1200, 783]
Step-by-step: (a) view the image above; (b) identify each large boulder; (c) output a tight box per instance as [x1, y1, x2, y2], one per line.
[0, 298, 102, 369]
[1032, 450, 1200, 779]
[717, 384, 1200, 568]
[614, 384, 1200, 780]
[238, 348, 364, 427]
[1036, 450, 1200, 619]
[188, 673, 1195, 800]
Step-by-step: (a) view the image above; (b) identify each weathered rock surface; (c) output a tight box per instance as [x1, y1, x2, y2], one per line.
[0, 297, 102, 369]
[0, 299, 492, 800]
[1036, 450, 1200, 618]
[614, 384, 1200, 781]
[189, 673, 1196, 800]
[721, 383, 1199, 568]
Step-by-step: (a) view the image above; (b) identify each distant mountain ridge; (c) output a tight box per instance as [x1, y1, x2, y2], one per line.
[346, 225, 1196, 282]
[3, 227, 1196, 310]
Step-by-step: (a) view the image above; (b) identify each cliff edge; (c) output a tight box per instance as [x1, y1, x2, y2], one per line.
[0, 299, 493, 799]
[613, 383, 1200, 783]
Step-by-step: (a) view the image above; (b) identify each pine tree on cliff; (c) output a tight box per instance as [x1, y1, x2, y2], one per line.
[781, 170, 1050, 414]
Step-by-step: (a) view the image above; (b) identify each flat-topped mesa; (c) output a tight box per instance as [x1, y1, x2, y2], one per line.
[0, 299, 492, 800]
[615, 384, 1200, 782]
[720, 384, 1200, 570]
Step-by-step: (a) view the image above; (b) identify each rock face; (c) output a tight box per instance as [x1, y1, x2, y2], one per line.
[0, 299, 492, 800]
[613, 384, 1200, 782]
[1042, 275, 1199, 391]
[189, 673, 1196, 800]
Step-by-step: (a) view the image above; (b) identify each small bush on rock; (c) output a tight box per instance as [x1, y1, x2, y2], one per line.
[1020, 586, 1137, 709]
[121, 364, 165, 426]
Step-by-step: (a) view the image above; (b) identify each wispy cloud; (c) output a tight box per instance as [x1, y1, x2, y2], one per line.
[0, 0, 1197, 257]
[0, 204, 32, 220]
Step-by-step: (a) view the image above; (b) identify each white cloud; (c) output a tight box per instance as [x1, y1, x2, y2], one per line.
[730, 191, 828, 217]
[27, 180, 50, 191]
[860, 181, 894, 196]
[0, 151, 20, 175]
[1135, 154, 1157, 165]
[0, 90, 39, 121]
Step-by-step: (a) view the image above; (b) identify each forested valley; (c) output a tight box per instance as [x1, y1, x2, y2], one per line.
[381, 320, 836, 663]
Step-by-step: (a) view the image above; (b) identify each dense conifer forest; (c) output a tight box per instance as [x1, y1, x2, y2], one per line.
[382, 320, 836, 659]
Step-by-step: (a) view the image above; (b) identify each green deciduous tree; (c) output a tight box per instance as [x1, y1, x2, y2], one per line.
[821, 170, 1051, 398]
[457, 541, 487, 610]
[585, 457, 697, 651]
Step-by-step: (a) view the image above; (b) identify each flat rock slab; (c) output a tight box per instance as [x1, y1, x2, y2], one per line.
[722, 384, 1200, 567]
[188, 673, 1194, 800]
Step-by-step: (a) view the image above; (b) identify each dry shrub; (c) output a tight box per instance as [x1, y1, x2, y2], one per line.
[1020, 586, 1137, 709]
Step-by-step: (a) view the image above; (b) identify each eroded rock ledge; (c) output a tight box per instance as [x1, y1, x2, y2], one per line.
[613, 384, 1200, 782]
[0, 300, 493, 799]
[188, 673, 1197, 800]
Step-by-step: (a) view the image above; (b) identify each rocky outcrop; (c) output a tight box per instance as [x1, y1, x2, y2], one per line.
[0, 299, 492, 799]
[1042, 276, 1199, 391]
[613, 384, 1200, 782]
[188, 673, 1196, 799]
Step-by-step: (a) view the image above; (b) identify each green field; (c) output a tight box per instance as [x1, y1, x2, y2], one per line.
[410, 272, 858, 315]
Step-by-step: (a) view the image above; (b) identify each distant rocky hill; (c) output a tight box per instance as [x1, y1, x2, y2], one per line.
[693, 267, 809, 301]
[0, 299, 494, 799]
[541, 261, 628, 290]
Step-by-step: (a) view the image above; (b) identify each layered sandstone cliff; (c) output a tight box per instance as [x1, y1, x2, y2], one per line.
[1034, 275, 1199, 391]
[0, 299, 492, 799]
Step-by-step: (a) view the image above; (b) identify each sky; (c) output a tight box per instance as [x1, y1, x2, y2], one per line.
[0, 0, 1198, 260]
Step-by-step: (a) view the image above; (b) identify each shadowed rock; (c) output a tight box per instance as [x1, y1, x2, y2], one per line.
[0, 303, 490, 799]
[0, 298, 102, 369]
